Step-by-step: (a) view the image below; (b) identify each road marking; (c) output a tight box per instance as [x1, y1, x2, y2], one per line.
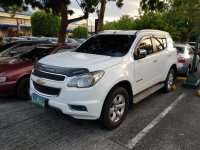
[126, 93, 187, 149]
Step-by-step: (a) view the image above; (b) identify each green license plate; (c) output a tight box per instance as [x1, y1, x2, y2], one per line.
[31, 93, 48, 108]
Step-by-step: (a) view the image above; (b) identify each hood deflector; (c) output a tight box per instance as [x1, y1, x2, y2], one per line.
[34, 62, 89, 77]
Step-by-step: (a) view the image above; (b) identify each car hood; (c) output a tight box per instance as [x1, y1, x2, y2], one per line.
[39, 52, 122, 71]
[0, 57, 33, 73]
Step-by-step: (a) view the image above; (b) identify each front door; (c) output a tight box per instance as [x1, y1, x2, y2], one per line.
[133, 37, 159, 94]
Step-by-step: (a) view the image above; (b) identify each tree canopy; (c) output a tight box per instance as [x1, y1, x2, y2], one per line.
[31, 10, 61, 37]
[104, 0, 200, 42]
[72, 26, 88, 38]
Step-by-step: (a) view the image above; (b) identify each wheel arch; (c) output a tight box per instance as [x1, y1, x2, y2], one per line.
[15, 74, 30, 91]
[103, 80, 133, 109]
[171, 64, 177, 77]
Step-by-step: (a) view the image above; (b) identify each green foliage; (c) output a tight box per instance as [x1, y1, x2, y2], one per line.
[140, 0, 170, 13]
[133, 13, 176, 38]
[72, 26, 88, 38]
[139, 0, 200, 42]
[31, 10, 60, 37]
[104, 21, 118, 30]
[166, 0, 200, 42]
[117, 15, 135, 30]
[104, 13, 176, 39]
[104, 0, 200, 42]
[104, 15, 135, 30]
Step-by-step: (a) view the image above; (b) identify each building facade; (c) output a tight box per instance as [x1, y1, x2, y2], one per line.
[0, 8, 32, 37]
[0, 7, 92, 37]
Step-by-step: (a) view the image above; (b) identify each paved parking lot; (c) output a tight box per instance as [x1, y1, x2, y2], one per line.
[0, 74, 200, 150]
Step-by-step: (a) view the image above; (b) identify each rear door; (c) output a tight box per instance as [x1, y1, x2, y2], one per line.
[151, 37, 169, 81]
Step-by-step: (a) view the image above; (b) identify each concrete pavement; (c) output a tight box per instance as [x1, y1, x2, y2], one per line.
[0, 75, 200, 150]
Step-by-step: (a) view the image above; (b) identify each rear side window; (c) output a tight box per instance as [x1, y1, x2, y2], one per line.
[153, 37, 167, 52]
[176, 46, 185, 54]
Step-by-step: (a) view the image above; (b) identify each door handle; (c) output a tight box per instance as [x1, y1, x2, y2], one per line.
[153, 60, 157, 62]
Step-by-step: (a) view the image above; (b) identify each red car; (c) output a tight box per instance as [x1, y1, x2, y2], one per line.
[0, 43, 74, 100]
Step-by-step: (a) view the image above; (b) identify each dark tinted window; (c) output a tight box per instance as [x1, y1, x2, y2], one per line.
[0, 42, 19, 52]
[1, 43, 35, 57]
[20, 47, 54, 60]
[75, 35, 135, 57]
[176, 46, 185, 54]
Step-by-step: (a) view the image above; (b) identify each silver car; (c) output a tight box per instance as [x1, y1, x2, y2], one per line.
[176, 44, 199, 76]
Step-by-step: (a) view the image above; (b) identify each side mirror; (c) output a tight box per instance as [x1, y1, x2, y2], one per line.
[138, 49, 147, 59]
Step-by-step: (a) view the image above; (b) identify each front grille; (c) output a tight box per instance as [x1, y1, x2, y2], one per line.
[33, 69, 65, 81]
[33, 81, 61, 96]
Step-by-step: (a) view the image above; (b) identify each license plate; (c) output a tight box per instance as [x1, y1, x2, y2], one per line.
[31, 93, 48, 108]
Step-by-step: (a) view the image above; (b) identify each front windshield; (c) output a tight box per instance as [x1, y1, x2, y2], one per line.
[1, 44, 35, 57]
[75, 34, 135, 57]
[0, 42, 18, 52]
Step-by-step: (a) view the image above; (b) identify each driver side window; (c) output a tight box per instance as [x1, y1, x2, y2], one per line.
[134, 38, 153, 60]
[138, 38, 153, 55]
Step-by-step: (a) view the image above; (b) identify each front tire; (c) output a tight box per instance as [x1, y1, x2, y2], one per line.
[164, 69, 175, 93]
[100, 87, 129, 130]
[17, 78, 30, 100]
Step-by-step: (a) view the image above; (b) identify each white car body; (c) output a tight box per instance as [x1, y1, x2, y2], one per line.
[30, 30, 177, 120]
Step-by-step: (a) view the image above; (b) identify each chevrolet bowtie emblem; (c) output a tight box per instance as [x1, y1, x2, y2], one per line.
[36, 78, 46, 85]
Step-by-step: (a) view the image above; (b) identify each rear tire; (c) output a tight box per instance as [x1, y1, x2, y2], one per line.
[164, 69, 175, 93]
[17, 78, 30, 100]
[100, 87, 129, 130]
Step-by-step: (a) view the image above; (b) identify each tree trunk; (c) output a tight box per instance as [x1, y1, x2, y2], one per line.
[97, 0, 107, 32]
[58, 2, 68, 44]
[55, 0, 89, 43]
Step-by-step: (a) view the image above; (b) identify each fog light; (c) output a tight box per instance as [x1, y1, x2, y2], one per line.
[69, 105, 87, 111]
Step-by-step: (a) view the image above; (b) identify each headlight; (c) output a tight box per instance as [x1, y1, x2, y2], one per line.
[67, 71, 104, 88]
[0, 76, 6, 83]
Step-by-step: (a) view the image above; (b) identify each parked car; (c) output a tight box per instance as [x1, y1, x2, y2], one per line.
[65, 38, 80, 47]
[188, 42, 200, 56]
[75, 38, 87, 44]
[48, 38, 58, 44]
[176, 44, 199, 76]
[0, 41, 50, 57]
[0, 43, 74, 99]
[30, 30, 177, 129]
[3, 37, 26, 43]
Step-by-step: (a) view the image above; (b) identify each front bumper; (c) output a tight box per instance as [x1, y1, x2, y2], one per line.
[30, 74, 104, 120]
[0, 81, 16, 96]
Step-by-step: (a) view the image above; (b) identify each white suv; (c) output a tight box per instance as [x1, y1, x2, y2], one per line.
[30, 30, 177, 129]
